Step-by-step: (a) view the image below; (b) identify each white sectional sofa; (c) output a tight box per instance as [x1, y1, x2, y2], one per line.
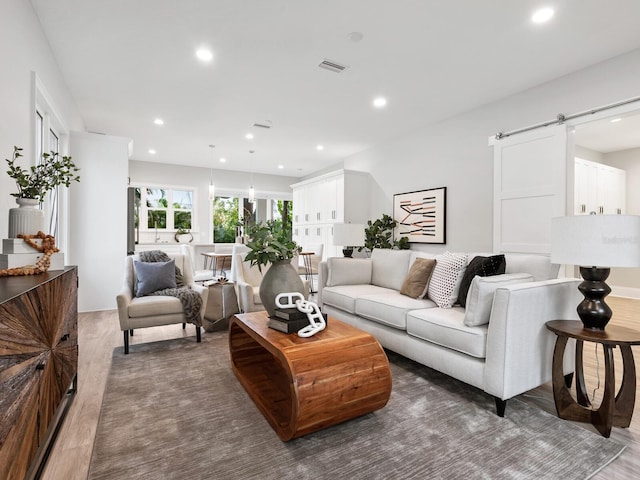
[317, 249, 581, 416]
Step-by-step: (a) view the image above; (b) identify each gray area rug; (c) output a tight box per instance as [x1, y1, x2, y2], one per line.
[89, 332, 625, 480]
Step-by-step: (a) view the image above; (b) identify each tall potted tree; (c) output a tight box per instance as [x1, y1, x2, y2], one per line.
[245, 220, 304, 316]
[5, 146, 80, 238]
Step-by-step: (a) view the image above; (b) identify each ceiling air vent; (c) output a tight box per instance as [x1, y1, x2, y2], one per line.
[253, 122, 272, 129]
[318, 59, 348, 73]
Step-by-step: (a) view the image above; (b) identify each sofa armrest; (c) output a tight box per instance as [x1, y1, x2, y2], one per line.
[317, 261, 328, 307]
[116, 285, 133, 329]
[484, 278, 581, 400]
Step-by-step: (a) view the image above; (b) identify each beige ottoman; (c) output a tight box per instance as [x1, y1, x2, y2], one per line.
[203, 281, 240, 332]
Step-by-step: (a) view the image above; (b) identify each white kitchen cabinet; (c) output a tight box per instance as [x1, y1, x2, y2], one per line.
[291, 170, 370, 259]
[574, 158, 626, 215]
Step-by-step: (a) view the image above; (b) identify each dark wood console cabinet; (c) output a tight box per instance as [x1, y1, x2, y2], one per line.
[0, 267, 78, 480]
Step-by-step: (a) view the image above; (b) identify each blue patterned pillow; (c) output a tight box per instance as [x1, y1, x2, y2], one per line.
[134, 259, 176, 297]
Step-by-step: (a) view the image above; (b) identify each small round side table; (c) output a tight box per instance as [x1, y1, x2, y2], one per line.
[546, 320, 640, 437]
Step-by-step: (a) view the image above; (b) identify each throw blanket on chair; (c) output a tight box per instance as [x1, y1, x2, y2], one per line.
[138, 250, 203, 327]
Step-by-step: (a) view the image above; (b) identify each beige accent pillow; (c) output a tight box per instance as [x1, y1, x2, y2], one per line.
[400, 258, 436, 299]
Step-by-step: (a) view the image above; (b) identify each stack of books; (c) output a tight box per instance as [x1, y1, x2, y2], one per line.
[268, 307, 328, 334]
[0, 238, 64, 270]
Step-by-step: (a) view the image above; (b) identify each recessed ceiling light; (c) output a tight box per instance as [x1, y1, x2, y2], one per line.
[531, 7, 554, 24]
[153, 118, 164, 125]
[373, 97, 387, 108]
[219, 157, 226, 163]
[278, 164, 284, 169]
[316, 145, 324, 151]
[148, 149, 156, 155]
[610, 118, 622, 123]
[196, 48, 213, 62]
[245, 133, 254, 140]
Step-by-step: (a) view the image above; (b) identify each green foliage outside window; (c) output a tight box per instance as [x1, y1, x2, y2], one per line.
[213, 196, 239, 243]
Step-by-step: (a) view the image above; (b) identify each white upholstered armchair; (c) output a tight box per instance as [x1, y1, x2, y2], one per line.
[116, 253, 209, 354]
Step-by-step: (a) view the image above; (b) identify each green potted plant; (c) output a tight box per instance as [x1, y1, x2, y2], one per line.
[5, 146, 80, 238]
[245, 220, 304, 316]
[6, 146, 80, 202]
[359, 213, 410, 254]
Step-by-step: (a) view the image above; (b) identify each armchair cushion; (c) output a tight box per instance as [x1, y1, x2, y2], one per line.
[134, 259, 177, 297]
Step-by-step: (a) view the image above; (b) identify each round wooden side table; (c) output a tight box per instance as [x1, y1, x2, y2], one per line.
[546, 320, 640, 437]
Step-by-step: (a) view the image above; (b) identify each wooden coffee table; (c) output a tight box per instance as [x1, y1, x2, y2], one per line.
[229, 312, 392, 441]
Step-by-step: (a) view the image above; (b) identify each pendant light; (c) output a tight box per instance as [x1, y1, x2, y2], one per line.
[248, 185, 255, 203]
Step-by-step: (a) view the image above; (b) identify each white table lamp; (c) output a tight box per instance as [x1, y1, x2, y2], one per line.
[333, 223, 365, 257]
[551, 214, 640, 329]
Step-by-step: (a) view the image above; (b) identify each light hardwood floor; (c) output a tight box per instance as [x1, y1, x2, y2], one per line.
[41, 297, 640, 479]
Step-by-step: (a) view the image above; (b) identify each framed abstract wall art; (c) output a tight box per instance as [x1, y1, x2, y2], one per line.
[393, 187, 446, 244]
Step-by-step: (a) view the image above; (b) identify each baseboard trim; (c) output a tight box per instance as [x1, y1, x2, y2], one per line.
[611, 286, 640, 300]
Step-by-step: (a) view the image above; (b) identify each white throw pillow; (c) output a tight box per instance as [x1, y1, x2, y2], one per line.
[427, 252, 468, 308]
[463, 273, 534, 326]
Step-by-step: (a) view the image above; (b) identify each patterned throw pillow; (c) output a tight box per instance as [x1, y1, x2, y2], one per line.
[427, 252, 468, 308]
[457, 254, 506, 308]
[400, 258, 436, 299]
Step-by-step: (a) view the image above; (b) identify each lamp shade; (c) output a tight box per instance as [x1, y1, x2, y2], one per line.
[333, 223, 365, 247]
[551, 215, 640, 268]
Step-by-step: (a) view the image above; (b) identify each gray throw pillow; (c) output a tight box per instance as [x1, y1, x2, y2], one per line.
[134, 259, 177, 297]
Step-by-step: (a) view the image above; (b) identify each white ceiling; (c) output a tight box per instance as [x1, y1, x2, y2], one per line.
[574, 112, 640, 153]
[31, 0, 640, 177]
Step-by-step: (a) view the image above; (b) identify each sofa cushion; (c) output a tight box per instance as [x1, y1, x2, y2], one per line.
[371, 249, 412, 290]
[463, 273, 534, 327]
[356, 292, 436, 330]
[133, 259, 177, 297]
[322, 284, 392, 314]
[326, 257, 372, 286]
[406, 307, 488, 358]
[427, 252, 468, 308]
[457, 254, 506, 307]
[400, 257, 436, 299]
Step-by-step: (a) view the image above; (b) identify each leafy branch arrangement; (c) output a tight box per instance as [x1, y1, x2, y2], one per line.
[6, 146, 80, 202]
[245, 220, 301, 271]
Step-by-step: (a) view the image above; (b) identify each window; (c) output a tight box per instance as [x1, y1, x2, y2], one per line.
[137, 187, 194, 231]
[212, 195, 292, 242]
[35, 109, 62, 237]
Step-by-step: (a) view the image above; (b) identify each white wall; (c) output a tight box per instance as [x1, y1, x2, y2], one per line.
[0, 0, 84, 240]
[343, 48, 640, 255]
[68, 132, 131, 312]
[129, 160, 299, 243]
[574, 145, 604, 163]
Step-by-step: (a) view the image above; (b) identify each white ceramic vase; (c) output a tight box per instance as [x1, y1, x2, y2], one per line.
[8, 198, 45, 238]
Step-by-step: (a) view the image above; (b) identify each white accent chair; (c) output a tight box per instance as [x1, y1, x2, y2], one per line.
[231, 252, 270, 313]
[116, 253, 209, 354]
[180, 244, 214, 283]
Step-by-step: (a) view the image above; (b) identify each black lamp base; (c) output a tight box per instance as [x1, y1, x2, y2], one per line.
[577, 266, 612, 330]
[342, 247, 354, 258]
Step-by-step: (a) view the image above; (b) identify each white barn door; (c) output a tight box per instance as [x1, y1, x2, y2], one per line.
[492, 125, 568, 254]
